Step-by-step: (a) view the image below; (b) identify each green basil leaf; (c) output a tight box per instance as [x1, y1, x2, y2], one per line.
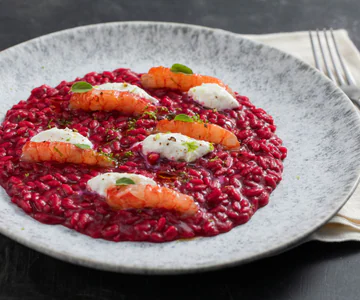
[116, 177, 136, 186]
[74, 144, 91, 149]
[174, 114, 194, 122]
[71, 81, 93, 93]
[170, 63, 193, 74]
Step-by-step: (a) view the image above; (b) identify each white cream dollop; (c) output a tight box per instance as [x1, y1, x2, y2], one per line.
[188, 83, 239, 111]
[94, 82, 158, 103]
[141, 133, 213, 163]
[87, 172, 156, 197]
[31, 128, 93, 148]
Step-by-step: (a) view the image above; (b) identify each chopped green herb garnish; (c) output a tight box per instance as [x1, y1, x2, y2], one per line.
[209, 156, 219, 162]
[25, 173, 29, 177]
[182, 141, 199, 153]
[21, 227, 25, 230]
[59, 119, 71, 126]
[192, 113, 203, 123]
[41, 66, 45, 69]
[127, 118, 137, 130]
[74, 144, 91, 149]
[143, 110, 157, 120]
[174, 114, 194, 123]
[170, 63, 193, 74]
[178, 171, 189, 183]
[296, 175, 300, 180]
[53, 146, 63, 157]
[154, 133, 161, 141]
[71, 81, 93, 93]
[98, 150, 114, 159]
[66, 138, 71, 142]
[116, 177, 136, 186]
[124, 151, 134, 157]
[47, 119, 53, 129]
[209, 143, 214, 151]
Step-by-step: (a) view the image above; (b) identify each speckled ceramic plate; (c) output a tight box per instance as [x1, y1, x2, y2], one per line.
[0, 22, 360, 274]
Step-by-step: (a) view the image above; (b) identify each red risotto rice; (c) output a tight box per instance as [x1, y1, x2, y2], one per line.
[0, 68, 287, 242]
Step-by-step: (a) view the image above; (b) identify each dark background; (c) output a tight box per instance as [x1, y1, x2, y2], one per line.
[1, 0, 360, 299]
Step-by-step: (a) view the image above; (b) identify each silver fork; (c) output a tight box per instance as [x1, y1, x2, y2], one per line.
[309, 28, 360, 108]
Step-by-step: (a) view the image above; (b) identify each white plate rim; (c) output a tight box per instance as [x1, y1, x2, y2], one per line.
[0, 21, 359, 274]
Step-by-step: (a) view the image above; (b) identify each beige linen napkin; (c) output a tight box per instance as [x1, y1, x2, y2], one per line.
[243, 30, 360, 241]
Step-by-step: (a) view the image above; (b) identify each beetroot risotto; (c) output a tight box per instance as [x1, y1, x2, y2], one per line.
[0, 65, 287, 242]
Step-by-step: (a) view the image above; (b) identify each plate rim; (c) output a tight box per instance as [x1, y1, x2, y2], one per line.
[0, 21, 359, 274]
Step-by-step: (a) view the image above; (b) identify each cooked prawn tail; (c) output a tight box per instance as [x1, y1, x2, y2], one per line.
[140, 66, 233, 94]
[70, 90, 156, 116]
[156, 120, 240, 150]
[106, 184, 198, 215]
[21, 141, 115, 167]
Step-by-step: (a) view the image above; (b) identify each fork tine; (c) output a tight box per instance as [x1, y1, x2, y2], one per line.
[330, 28, 356, 85]
[324, 29, 346, 85]
[316, 29, 337, 83]
[309, 31, 322, 71]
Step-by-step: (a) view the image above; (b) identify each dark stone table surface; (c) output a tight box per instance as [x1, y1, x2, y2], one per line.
[1, 0, 360, 299]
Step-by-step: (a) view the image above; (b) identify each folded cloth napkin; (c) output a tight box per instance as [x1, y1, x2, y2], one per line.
[243, 30, 360, 242]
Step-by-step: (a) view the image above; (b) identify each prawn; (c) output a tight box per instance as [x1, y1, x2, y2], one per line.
[70, 90, 156, 116]
[140, 66, 233, 93]
[156, 120, 240, 150]
[21, 141, 115, 167]
[106, 184, 198, 215]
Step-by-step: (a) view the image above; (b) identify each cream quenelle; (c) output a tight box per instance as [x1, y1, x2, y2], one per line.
[94, 82, 158, 103]
[31, 128, 93, 148]
[188, 83, 239, 110]
[87, 173, 156, 197]
[141, 133, 213, 163]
